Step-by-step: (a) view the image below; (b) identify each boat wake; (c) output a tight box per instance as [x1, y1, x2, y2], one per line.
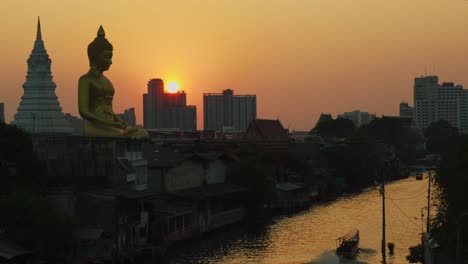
[306, 250, 369, 264]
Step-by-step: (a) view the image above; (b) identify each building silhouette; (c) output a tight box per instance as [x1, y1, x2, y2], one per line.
[143, 79, 196, 131]
[117, 108, 136, 127]
[64, 113, 84, 135]
[399, 102, 414, 118]
[414, 76, 468, 131]
[337, 110, 376, 127]
[13, 18, 72, 134]
[203, 89, 256, 132]
[0, 103, 4, 123]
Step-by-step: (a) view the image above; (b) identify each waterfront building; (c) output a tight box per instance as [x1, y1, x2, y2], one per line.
[0, 103, 4, 123]
[117, 107, 136, 127]
[204, 89, 256, 132]
[13, 18, 72, 134]
[143, 79, 196, 130]
[413, 76, 468, 131]
[337, 110, 376, 127]
[399, 102, 413, 118]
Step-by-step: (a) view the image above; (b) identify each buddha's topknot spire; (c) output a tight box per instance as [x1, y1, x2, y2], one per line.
[97, 25, 105, 38]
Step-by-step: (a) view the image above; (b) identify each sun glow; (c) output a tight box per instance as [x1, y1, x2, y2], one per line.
[166, 81, 180, 93]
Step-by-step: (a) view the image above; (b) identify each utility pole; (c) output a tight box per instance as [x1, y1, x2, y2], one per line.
[382, 166, 387, 264]
[32, 113, 36, 133]
[427, 170, 431, 233]
[421, 208, 425, 235]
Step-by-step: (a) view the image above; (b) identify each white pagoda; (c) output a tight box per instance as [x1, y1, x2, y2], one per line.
[13, 18, 72, 134]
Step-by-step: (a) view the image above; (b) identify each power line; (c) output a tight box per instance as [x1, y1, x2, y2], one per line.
[387, 195, 421, 229]
[385, 184, 426, 196]
[386, 188, 427, 201]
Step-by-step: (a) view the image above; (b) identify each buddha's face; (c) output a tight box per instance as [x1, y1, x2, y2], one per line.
[93, 50, 113, 71]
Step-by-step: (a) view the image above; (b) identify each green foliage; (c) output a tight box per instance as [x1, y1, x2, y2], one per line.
[431, 135, 468, 250]
[0, 123, 74, 260]
[228, 151, 276, 214]
[406, 244, 424, 263]
[0, 192, 76, 260]
[424, 120, 458, 154]
[357, 118, 423, 164]
[319, 143, 380, 191]
[311, 118, 355, 138]
[0, 123, 46, 192]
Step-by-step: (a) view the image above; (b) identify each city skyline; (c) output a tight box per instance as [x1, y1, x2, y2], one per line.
[2, 1, 468, 130]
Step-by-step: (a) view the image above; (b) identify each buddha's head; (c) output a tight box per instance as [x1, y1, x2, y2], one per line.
[87, 26, 113, 71]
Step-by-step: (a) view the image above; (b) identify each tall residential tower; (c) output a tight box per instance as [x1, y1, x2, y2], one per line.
[204, 89, 256, 131]
[413, 76, 468, 132]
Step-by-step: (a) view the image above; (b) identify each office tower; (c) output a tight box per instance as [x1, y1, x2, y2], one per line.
[143, 79, 196, 130]
[204, 89, 256, 131]
[117, 108, 136, 127]
[399, 102, 414, 118]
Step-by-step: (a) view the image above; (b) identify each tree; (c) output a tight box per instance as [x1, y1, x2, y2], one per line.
[0, 123, 76, 261]
[406, 244, 424, 263]
[0, 122, 46, 192]
[431, 135, 468, 256]
[424, 120, 458, 154]
[311, 118, 355, 138]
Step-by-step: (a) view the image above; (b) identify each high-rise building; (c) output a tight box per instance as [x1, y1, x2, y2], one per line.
[414, 76, 439, 129]
[13, 18, 72, 134]
[117, 108, 136, 127]
[204, 89, 256, 131]
[399, 102, 414, 118]
[337, 110, 376, 127]
[413, 76, 468, 131]
[0, 103, 4, 123]
[437, 82, 467, 130]
[143, 79, 196, 130]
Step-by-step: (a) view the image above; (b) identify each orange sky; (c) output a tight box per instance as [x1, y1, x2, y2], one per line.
[1, 0, 468, 130]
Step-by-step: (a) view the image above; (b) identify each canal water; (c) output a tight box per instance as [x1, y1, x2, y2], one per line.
[166, 177, 429, 264]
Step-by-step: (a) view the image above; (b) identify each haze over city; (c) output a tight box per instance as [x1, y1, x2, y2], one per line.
[2, 0, 468, 130]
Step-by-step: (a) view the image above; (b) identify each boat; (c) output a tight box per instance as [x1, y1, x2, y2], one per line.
[416, 172, 423, 180]
[336, 229, 360, 258]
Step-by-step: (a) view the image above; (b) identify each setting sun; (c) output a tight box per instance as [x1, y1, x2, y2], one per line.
[166, 81, 179, 93]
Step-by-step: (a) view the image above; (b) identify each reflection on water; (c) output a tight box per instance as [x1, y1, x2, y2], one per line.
[166, 177, 428, 264]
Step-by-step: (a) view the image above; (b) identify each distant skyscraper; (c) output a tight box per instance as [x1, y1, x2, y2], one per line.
[399, 102, 413, 118]
[413, 76, 468, 131]
[117, 108, 136, 127]
[64, 113, 84, 135]
[338, 110, 376, 127]
[143, 79, 196, 130]
[13, 18, 72, 134]
[0, 103, 4, 123]
[414, 76, 439, 130]
[204, 89, 256, 131]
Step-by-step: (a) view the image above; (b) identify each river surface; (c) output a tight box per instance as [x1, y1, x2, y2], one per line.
[165, 177, 429, 264]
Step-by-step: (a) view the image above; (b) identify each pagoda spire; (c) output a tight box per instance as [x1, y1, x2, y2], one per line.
[36, 16, 42, 40]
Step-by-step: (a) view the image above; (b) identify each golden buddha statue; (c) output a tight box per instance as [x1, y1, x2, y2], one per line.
[78, 26, 148, 139]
